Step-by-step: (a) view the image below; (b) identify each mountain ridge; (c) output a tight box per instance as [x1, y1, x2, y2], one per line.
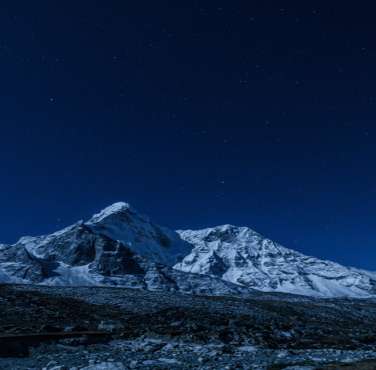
[175, 224, 376, 298]
[0, 202, 375, 299]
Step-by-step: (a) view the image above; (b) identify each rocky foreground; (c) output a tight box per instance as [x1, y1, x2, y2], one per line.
[2, 284, 376, 369]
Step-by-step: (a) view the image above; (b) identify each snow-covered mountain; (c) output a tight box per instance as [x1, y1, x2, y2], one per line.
[0, 203, 250, 296]
[0, 202, 375, 298]
[85, 202, 191, 266]
[174, 225, 376, 298]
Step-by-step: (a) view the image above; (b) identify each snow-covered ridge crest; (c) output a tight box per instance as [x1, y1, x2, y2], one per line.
[88, 202, 132, 224]
[174, 224, 376, 298]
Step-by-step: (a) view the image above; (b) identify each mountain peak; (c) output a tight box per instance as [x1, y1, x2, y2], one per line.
[176, 225, 376, 298]
[83, 201, 192, 266]
[88, 202, 132, 223]
[2, 201, 376, 298]
[178, 224, 261, 245]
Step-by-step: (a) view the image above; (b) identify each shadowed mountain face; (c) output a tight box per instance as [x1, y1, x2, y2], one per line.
[1, 202, 376, 298]
[86, 202, 191, 266]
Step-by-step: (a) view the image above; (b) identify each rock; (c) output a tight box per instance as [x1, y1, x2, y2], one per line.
[283, 367, 316, 370]
[97, 321, 122, 333]
[80, 362, 126, 370]
[142, 360, 159, 366]
[63, 326, 75, 332]
[237, 345, 257, 353]
[162, 342, 178, 351]
[46, 360, 58, 367]
[158, 358, 181, 364]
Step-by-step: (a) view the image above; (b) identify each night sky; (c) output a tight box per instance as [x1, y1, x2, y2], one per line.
[1, 2, 375, 269]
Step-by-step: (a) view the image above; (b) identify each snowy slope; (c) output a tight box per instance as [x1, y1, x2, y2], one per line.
[174, 225, 376, 298]
[16, 202, 191, 267]
[86, 202, 191, 266]
[0, 204, 251, 296]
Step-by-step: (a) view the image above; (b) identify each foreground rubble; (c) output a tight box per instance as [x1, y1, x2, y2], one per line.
[1, 338, 376, 369]
[2, 284, 376, 369]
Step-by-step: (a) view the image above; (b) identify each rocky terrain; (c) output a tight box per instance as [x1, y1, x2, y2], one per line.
[1, 284, 376, 369]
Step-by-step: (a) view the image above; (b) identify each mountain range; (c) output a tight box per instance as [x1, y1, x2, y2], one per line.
[0, 201, 375, 298]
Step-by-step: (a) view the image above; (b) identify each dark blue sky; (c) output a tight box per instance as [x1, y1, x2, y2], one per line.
[1, 1, 375, 269]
